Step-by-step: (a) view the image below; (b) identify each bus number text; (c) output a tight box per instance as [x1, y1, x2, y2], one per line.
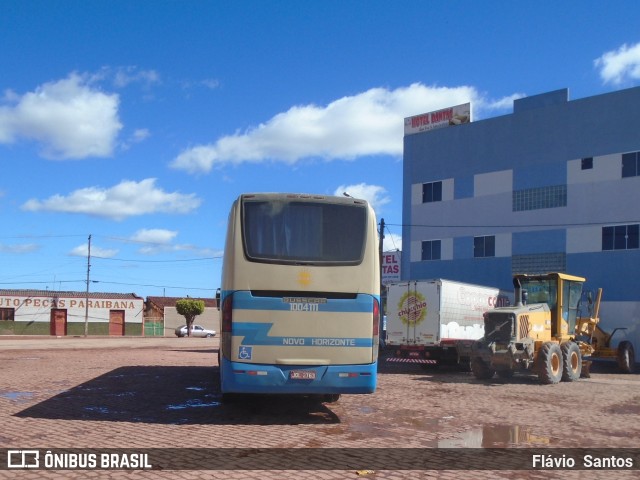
[290, 303, 319, 312]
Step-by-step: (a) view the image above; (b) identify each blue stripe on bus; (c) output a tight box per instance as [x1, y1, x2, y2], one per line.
[234, 322, 374, 347]
[230, 291, 375, 313]
[220, 360, 377, 394]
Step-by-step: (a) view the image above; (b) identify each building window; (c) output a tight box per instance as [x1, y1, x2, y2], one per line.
[581, 157, 593, 170]
[513, 184, 567, 212]
[422, 181, 442, 203]
[474, 236, 495, 258]
[512, 253, 566, 275]
[0, 308, 15, 321]
[622, 152, 640, 178]
[602, 224, 639, 251]
[421, 240, 441, 261]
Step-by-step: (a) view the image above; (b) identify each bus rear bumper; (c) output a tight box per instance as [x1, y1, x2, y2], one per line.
[220, 360, 377, 394]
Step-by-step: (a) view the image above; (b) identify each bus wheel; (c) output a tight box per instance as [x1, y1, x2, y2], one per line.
[323, 394, 340, 403]
[617, 341, 636, 374]
[561, 342, 582, 382]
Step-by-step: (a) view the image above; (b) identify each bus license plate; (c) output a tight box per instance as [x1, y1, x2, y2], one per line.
[290, 370, 316, 380]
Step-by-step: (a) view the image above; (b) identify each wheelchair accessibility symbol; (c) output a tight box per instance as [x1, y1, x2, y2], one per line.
[238, 346, 253, 360]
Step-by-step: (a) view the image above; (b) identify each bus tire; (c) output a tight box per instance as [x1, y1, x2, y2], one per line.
[221, 393, 241, 404]
[323, 394, 341, 403]
[561, 342, 582, 382]
[617, 341, 636, 374]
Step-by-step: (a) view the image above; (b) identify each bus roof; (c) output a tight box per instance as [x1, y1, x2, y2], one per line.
[240, 192, 370, 207]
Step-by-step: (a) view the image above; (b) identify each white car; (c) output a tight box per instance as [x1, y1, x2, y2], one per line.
[175, 325, 216, 338]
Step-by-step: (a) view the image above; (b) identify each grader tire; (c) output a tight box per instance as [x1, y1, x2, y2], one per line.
[471, 357, 495, 380]
[617, 341, 636, 374]
[537, 342, 563, 385]
[561, 342, 582, 382]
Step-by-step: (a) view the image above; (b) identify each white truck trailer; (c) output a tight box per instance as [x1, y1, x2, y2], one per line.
[385, 279, 511, 368]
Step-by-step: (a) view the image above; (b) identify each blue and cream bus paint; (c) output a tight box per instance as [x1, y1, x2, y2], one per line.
[218, 193, 380, 400]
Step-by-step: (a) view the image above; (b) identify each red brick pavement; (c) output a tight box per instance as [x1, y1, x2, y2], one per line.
[0, 337, 638, 479]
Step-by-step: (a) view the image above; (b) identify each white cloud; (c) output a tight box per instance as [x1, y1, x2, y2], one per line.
[112, 67, 160, 89]
[334, 183, 390, 213]
[486, 93, 526, 110]
[126, 228, 220, 256]
[137, 242, 219, 256]
[383, 232, 402, 253]
[21, 178, 202, 221]
[0, 243, 40, 254]
[120, 128, 151, 151]
[171, 83, 496, 174]
[132, 128, 150, 142]
[0, 73, 122, 158]
[595, 42, 640, 85]
[70, 244, 118, 258]
[130, 228, 178, 244]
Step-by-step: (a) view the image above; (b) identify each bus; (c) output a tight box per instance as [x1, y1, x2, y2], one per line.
[218, 193, 380, 402]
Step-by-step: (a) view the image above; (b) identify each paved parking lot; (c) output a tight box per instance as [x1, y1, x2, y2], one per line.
[0, 336, 638, 479]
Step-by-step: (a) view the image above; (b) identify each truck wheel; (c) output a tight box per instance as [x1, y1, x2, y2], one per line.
[471, 357, 495, 380]
[537, 342, 563, 385]
[561, 342, 582, 382]
[617, 342, 636, 374]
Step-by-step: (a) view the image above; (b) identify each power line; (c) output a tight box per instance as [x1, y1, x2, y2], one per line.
[387, 220, 640, 229]
[384, 224, 399, 250]
[0, 280, 84, 285]
[96, 280, 215, 292]
[92, 255, 221, 263]
[0, 234, 88, 239]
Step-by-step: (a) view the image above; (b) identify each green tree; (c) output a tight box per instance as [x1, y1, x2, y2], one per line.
[175, 298, 206, 337]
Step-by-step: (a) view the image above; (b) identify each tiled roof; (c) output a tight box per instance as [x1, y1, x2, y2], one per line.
[0, 289, 143, 300]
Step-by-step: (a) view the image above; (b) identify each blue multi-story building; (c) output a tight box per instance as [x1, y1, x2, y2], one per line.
[402, 87, 640, 353]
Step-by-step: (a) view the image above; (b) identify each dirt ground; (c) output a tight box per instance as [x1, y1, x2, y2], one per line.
[0, 337, 638, 479]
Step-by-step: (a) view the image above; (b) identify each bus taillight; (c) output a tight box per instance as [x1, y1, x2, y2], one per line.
[373, 297, 380, 336]
[222, 295, 232, 333]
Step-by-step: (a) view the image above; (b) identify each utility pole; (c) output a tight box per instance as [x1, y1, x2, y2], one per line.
[378, 218, 385, 337]
[84, 234, 91, 337]
[379, 218, 385, 278]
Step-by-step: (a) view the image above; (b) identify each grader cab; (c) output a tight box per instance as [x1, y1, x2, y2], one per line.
[471, 273, 595, 384]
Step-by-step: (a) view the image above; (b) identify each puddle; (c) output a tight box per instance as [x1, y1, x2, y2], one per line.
[83, 406, 111, 414]
[185, 386, 207, 392]
[0, 391, 35, 402]
[439, 424, 551, 448]
[166, 399, 222, 410]
[358, 406, 376, 414]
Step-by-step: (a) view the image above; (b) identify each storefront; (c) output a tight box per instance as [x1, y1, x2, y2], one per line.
[0, 290, 144, 336]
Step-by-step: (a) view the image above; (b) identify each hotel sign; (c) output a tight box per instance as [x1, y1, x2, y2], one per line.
[404, 103, 471, 135]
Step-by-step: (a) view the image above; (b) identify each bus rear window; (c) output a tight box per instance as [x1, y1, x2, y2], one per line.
[242, 200, 367, 264]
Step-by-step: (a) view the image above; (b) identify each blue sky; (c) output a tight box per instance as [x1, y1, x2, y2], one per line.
[2, 1, 640, 300]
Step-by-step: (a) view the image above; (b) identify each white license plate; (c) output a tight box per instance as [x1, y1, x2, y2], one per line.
[289, 370, 316, 380]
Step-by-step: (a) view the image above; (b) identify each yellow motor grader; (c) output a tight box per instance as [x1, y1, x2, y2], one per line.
[575, 289, 635, 375]
[470, 272, 633, 384]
